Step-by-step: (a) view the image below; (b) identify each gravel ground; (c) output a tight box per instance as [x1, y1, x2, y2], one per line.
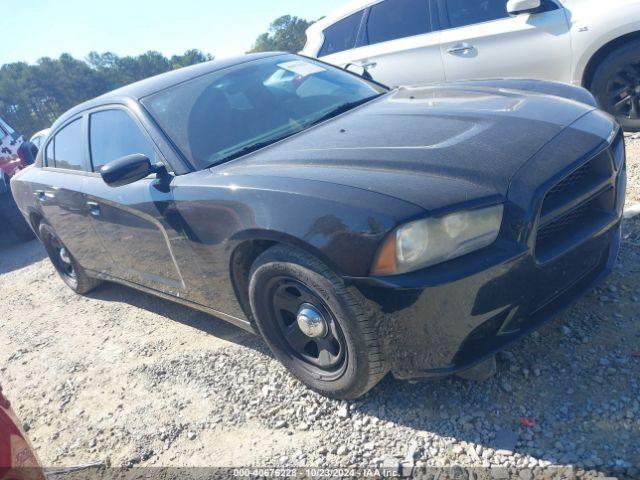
[1, 136, 639, 479]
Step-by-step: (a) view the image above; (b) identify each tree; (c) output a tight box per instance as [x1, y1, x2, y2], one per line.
[249, 15, 313, 54]
[0, 49, 214, 138]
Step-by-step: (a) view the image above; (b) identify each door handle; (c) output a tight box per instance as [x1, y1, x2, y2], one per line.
[34, 190, 46, 202]
[86, 201, 101, 217]
[358, 60, 378, 70]
[447, 43, 475, 55]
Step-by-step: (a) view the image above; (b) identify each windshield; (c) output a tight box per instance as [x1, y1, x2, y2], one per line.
[142, 55, 386, 169]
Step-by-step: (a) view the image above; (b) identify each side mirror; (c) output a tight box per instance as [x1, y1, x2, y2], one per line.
[100, 154, 163, 188]
[507, 0, 542, 15]
[345, 63, 374, 81]
[17, 141, 37, 165]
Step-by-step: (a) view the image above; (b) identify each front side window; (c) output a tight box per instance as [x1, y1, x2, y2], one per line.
[90, 110, 156, 172]
[445, 0, 509, 28]
[319, 10, 365, 57]
[365, 0, 431, 46]
[142, 56, 385, 170]
[50, 119, 85, 171]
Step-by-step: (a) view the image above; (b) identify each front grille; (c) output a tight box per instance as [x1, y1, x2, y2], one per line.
[545, 162, 592, 203]
[535, 135, 621, 262]
[537, 202, 592, 243]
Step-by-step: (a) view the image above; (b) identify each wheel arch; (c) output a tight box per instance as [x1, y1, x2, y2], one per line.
[24, 210, 45, 240]
[228, 230, 343, 324]
[582, 31, 640, 89]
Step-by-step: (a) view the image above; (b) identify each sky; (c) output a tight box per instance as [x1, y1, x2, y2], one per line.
[1, 0, 351, 65]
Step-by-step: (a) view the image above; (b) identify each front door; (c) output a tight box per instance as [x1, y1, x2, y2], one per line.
[319, 0, 445, 87]
[438, 0, 572, 83]
[83, 108, 186, 295]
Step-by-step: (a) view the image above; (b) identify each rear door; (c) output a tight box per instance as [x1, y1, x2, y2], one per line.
[83, 107, 186, 295]
[35, 117, 107, 271]
[438, 0, 572, 82]
[318, 0, 445, 87]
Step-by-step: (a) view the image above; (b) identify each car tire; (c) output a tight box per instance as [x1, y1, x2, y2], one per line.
[39, 222, 101, 294]
[3, 194, 35, 241]
[249, 245, 388, 400]
[590, 39, 640, 132]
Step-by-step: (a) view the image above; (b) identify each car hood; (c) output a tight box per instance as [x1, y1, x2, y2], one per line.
[217, 84, 597, 213]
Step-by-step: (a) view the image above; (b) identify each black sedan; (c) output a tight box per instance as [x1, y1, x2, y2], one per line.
[11, 53, 626, 399]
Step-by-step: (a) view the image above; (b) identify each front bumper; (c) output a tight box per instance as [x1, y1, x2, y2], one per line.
[349, 111, 626, 380]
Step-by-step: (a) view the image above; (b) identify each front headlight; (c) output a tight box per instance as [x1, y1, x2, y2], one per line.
[372, 205, 504, 275]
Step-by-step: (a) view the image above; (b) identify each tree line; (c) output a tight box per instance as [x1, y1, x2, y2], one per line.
[0, 15, 313, 140]
[0, 50, 214, 139]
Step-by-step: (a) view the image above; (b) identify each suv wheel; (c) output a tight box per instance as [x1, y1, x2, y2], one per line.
[39, 222, 101, 294]
[591, 39, 640, 132]
[3, 193, 35, 241]
[249, 245, 388, 400]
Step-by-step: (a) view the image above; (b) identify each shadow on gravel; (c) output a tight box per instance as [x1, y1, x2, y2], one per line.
[0, 231, 44, 274]
[86, 281, 258, 348]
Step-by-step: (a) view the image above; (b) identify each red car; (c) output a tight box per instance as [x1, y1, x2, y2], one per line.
[0, 385, 44, 480]
[0, 117, 36, 241]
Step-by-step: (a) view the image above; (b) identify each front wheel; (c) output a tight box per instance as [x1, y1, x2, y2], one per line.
[39, 222, 101, 294]
[249, 246, 388, 400]
[591, 40, 640, 132]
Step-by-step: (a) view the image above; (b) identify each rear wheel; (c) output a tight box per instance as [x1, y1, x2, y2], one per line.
[249, 245, 388, 399]
[39, 222, 101, 294]
[591, 40, 640, 132]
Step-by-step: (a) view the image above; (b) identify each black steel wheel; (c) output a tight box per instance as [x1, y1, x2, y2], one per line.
[591, 40, 640, 132]
[48, 233, 76, 281]
[39, 222, 101, 294]
[268, 277, 347, 379]
[249, 245, 388, 399]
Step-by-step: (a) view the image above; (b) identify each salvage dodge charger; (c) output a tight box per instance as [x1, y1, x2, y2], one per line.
[11, 53, 626, 399]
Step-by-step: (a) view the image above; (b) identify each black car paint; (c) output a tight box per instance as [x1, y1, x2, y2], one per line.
[10, 53, 624, 379]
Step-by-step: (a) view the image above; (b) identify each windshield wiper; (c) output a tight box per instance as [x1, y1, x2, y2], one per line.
[207, 132, 300, 168]
[206, 95, 381, 168]
[310, 95, 381, 127]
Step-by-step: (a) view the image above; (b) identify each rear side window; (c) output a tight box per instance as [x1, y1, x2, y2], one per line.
[365, 0, 431, 46]
[445, 0, 509, 28]
[89, 110, 156, 172]
[319, 10, 365, 57]
[50, 119, 85, 171]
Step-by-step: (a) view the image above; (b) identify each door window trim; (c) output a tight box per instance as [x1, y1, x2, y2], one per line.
[436, 0, 561, 32]
[42, 115, 92, 175]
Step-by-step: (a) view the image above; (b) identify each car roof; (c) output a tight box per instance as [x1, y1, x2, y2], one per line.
[52, 52, 286, 130]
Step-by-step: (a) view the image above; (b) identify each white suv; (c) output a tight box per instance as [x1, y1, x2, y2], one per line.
[302, 0, 640, 130]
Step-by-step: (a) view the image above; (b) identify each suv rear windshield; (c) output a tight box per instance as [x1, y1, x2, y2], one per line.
[142, 55, 385, 170]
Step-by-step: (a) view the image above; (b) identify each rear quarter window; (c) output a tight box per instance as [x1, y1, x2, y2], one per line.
[48, 119, 86, 171]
